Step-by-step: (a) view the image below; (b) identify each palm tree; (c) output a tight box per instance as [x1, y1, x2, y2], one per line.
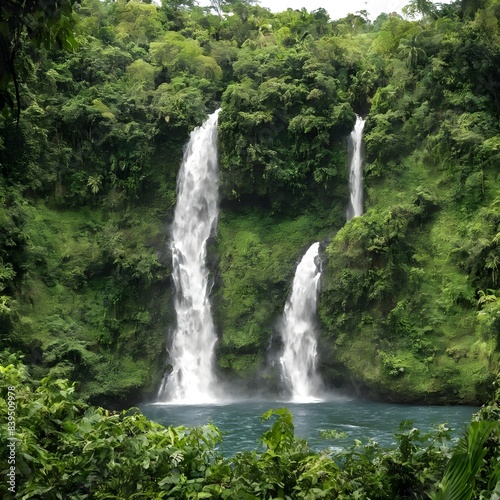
[87, 175, 102, 195]
[432, 421, 500, 500]
[398, 32, 427, 70]
[485, 251, 500, 286]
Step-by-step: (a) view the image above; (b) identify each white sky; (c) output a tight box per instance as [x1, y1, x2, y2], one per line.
[197, 0, 452, 21]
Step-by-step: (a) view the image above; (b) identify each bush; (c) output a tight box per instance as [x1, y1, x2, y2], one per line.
[1, 358, 499, 499]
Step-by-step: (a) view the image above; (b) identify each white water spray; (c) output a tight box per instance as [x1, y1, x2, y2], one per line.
[158, 109, 221, 404]
[347, 115, 366, 220]
[280, 242, 323, 402]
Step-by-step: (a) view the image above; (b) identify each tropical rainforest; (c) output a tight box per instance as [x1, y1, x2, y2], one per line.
[0, 0, 499, 409]
[1, 0, 500, 497]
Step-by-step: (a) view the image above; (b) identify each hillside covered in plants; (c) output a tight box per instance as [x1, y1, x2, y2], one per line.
[0, 0, 499, 406]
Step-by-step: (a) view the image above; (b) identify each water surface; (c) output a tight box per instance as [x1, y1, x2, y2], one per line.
[141, 397, 477, 455]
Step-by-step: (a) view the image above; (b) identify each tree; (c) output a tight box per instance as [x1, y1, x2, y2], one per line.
[114, 0, 163, 44]
[0, 0, 79, 118]
[210, 0, 224, 17]
[209, 0, 257, 18]
[399, 32, 427, 70]
[402, 0, 436, 19]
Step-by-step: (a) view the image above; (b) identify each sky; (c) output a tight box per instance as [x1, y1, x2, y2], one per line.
[198, 0, 453, 21]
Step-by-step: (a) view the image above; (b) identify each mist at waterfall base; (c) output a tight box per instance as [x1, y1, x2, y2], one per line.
[141, 399, 477, 455]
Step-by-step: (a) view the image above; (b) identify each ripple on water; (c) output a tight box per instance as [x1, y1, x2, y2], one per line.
[140, 399, 477, 456]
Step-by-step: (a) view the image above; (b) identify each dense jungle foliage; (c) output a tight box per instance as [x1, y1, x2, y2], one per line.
[1, 358, 500, 498]
[0, 0, 499, 406]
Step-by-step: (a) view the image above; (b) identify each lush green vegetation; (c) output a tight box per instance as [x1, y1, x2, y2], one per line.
[0, 0, 499, 405]
[316, 0, 500, 402]
[1, 357, 499, 498]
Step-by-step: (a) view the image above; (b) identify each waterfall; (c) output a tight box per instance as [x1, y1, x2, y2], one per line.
[346, 115, 366, 220]
[158, 109, 221, 404]
[280, 242, 323, 402]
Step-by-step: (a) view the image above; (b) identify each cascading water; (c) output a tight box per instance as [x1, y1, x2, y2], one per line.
[280, 242, 323, 402]
[158, 109, 221, 404]
[346, 115, 366, 220]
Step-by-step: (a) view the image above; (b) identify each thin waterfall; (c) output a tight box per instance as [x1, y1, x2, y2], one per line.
[346, 115, 366, 220]
[158, 109, 221, 404]
[280, 242, 323, 402]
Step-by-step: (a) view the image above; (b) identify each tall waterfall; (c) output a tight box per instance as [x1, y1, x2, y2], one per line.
[346, 115, 366, 220]
[158, 109, 221, 404]
[280, 242, 322, 402]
